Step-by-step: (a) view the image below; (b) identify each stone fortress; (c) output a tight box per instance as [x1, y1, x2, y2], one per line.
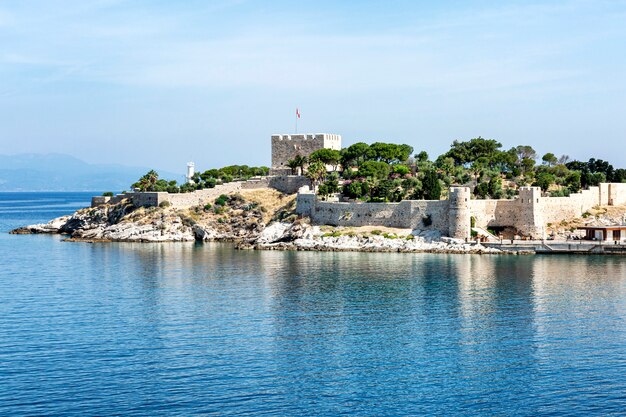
[296, 183, 626, 240]
[271, 133, 342, 175]
[94, 132, 626, 241]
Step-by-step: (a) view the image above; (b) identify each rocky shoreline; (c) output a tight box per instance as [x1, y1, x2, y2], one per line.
[9, 191, 523, 255]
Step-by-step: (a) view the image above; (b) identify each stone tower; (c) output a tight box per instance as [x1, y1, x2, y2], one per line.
[517, 186, 544, 239]
[448, 186, 471, 240]
[270, 133, 342, 175]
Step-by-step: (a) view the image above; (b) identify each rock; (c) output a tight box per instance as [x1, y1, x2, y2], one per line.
[256, 222, 291, 243]
[10, 215, 71, 234]
[441, 237, 465, 245]
[193, 225, 222, 241]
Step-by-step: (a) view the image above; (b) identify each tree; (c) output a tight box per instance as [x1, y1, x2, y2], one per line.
[422, 169, 442, 200]
[521, 157, 536, 174]
[444, 137, 502, 166]
[370, 142, 414, 164]
[306, 161, 327, 191]
[488, 176, 503, 198]
[286, 158, 300, 175]
[357, 160, 391, 180]
[343, 179, 369, 199]
[474, 181, 489, 199]
[557, 154, 570, 165]
[292, 155, 308, 175]
[542, 153, 558, 167]
[132, 170, 159, 192]
[534, 172, 555, 192]
[309, 148, 342, 171]
[341, 142, 373, 167]
[564, 171, 581, 192]
[392, 165, 410, 176]
[434, 156, 455, 177]
[416, 151, 429, 163]
[514, 145, 537, 162]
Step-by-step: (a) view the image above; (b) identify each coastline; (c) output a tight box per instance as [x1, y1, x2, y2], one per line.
[10, 189, 625, 255]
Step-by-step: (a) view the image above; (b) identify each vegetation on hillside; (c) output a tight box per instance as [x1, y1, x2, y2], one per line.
[131, 165, 269, 193]
[131, 137, 624, 202]
[309, 137, 625, 202]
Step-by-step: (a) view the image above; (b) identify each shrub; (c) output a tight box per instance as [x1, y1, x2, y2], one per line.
[159, 201, 171, 208]
[204, 203, 212, 211]
[405, 235, 415, 240]
[181, 216, 197, 227]
[371, 230, 382, 235]
[215, 194, 229, 206]
[102, 191, 114, 197]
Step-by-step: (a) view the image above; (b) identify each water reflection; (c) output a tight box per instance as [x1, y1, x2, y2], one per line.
[4, 237, 625, 415]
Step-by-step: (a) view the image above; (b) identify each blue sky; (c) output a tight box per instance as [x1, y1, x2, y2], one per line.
[1, 0, 625, 174]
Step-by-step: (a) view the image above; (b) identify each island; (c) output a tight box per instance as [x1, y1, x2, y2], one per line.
[11, 133, 626, 255]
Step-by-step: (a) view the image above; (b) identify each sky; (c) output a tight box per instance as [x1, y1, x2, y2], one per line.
[1, 0, 625, 174]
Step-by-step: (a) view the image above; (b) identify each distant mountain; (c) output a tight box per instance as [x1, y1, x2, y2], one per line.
[0, 153, 181, 191]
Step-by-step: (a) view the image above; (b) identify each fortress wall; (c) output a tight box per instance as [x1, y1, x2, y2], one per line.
[609, 183, 626, 206]
[469, 200, 520, 227]
[241, 175, 310, 194]
[406, 200, 450, 231]
[304, 198, 450, 234]
[309, 201, 412, 228]
[539, 187, 600, 225]
[164, 183, 243, 208]
[92, 175, 310, 209]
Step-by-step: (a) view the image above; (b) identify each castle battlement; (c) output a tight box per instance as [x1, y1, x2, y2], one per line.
[271, 132, 342, 175]
[271, 133, 341, 142]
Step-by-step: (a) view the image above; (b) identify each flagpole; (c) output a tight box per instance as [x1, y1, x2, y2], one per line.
[295, 108, 298, 134]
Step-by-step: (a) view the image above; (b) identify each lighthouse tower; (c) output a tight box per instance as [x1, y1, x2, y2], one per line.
[186, 162, 195, 184]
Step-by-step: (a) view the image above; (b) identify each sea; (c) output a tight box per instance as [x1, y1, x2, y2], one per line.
[1, 192, 625, 416]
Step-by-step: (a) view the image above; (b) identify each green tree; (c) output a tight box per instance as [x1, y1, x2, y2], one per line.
[309, 148, 342, 171]
[132, 170, 159, 192]
[370, 142, 414, 164]
[341, 142, 373, 167]
[542, 152, 558, 166]
[357, 160, 391, 180]
[392, 164, 410, 176]
[286, 158, 300, 175]
[416, 151, 429, 163]
[474, 181, 489, 199]
[534, 172, 555, 192]
[306, 160, 327, 191]
[564, 171, 581, 193]
[488, 176, 503, 198]
[444, 137, 502, 166]
[292, 155, 308, 175]
[422, 169, 442, 200]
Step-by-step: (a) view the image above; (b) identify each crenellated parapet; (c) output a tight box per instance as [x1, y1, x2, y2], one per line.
[271, 133, 342, 174]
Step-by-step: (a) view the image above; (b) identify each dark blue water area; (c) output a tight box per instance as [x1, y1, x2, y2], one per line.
[1, 193, 626, 416]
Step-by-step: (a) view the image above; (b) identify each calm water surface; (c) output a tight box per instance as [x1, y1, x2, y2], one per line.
[1, 192, 625, 416]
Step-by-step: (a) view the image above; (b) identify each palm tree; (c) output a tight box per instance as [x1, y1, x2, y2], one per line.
[306, 161, 327, 191]
[293, 155, 308, 175]
[286, 159, 300, 175]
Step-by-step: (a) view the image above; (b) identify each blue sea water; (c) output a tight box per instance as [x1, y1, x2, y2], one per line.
[1, 192, 625, 416]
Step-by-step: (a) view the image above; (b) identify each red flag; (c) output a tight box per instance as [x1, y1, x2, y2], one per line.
[296, 108, 301, 119]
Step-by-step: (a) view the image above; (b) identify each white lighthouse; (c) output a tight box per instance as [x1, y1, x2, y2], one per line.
[186, 162, 195, 184]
